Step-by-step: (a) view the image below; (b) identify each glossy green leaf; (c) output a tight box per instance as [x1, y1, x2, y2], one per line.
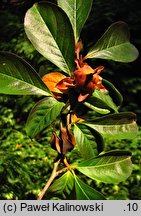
[48, 171, 74, 199]
[103, 79, 123, 107]
[92, 89, 118, 112]
[86, 21, 139, 62]
[74, 174, 106, 200]
[26, 97, 64, 138]
[77, 151, 132, 184]
[73, 123, 104, 159]
[24, 2, 75, 74]
[85, 88, 118, 114]
[58, 0, 93, 42]
[84, 101, 110, 115]
[87, 112, 137, 124]
[85, 112, 138, 139]
[0, 52, 50, 95]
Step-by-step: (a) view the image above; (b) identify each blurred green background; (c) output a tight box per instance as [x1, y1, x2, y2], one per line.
[0, 0, 141, 200]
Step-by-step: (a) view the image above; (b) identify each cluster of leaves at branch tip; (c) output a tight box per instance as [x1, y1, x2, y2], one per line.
[0, 0, 139, 200]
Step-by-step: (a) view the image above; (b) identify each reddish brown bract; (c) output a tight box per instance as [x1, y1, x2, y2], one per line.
[42, 40, 106, 102]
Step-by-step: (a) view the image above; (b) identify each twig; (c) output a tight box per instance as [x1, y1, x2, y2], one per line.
[37, 160, 60, 200]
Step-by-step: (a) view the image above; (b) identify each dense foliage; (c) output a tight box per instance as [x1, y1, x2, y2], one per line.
[0, 94, 140, 199]
[0, 0, 141, 200]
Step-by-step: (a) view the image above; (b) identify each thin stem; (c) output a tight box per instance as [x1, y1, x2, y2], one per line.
[37, 160, 68, 200]
[37, 160, 60, 200]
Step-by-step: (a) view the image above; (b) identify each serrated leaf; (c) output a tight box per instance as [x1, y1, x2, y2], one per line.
[24, 2, 75, 74]
[58, 0, 93, 42]
[77, 151, 132, 184]
[73, 123, 104, 159]
[48, 171, 74, 199]
[85, 112, 138, 139]
[74, 174, 106, 200]
[0, 52, 50, 96]
[86, 21, 139, 62]
[26, 97, 64, 138]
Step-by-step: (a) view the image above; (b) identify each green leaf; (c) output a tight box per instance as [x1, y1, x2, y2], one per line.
[48, 171, 74, 199]
[86, 21, 139, 62]
[77, 151, 132, 184]
[84, 101, 110, 115]
[58, 0, 93, 42]
[87, 112, 137, 124]
[74, 174, 106, 200]
[92, 89, 118, 112]
[73, 123, 104, 159]
[24, 2, 75, 74]
[26, 97, 64, 138]
[0, 52, 50, 96]
[85, 112, 138, 139]
[85, 88, 118, 114]
[103, 79, 123, 107]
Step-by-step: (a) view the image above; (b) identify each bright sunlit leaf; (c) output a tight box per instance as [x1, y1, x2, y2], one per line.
[86, 21, 139, 62]
[77, 151, 132, 184]
[58, 0, 93, 42]
[24, 2, 75, 74]
[0, 52, 50, 96]
[85, 112, 138, 139]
